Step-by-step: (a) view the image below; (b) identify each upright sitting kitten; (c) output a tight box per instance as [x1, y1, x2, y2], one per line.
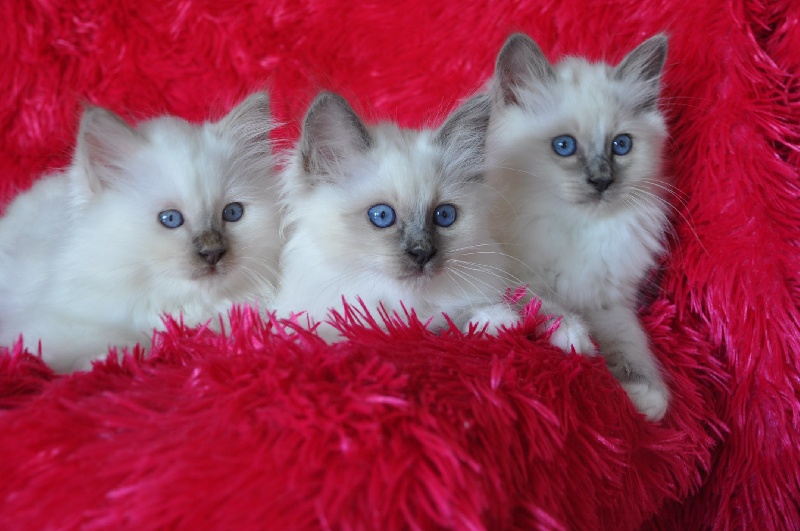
[0, 93, 281, 372]
[487, 34, 672, 420]
[275, 92, 519, 338]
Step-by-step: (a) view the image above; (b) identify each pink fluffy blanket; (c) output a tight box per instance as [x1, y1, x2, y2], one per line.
[1, 0, 799, 529]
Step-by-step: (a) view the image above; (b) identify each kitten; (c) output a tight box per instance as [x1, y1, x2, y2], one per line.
[487, 34, 672, 421]
[0, 92, 281, 373]
[275, 91, 520, 338]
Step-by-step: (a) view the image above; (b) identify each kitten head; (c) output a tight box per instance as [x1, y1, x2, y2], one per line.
[489, 34, 669, 213]
[71, 92, 281, 304]
[282, 91, 504, 295]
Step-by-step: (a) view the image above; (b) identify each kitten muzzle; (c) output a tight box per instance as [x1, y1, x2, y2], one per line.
[402, 227, 437, 269]
[195, 229, 228, 266]
[586, 156, 614, 193]
[406, 245, 437, 268]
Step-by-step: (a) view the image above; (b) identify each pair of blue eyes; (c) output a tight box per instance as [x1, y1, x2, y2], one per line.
[367, 204, 457, 228]
[158, 202, 244, 229]
[551, 134, 633, 157]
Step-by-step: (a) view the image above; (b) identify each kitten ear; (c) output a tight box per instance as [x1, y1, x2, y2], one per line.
[216, 91, 272, 154]
[216, 92, 273, 178]
[75, 106, 143, 194]
[435, 95, 491, 180]
[613, 34, 668, 108]
[493, 33, 555, 106]
[300, 91, 372, 182]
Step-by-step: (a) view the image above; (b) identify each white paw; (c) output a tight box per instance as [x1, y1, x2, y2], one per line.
[544, 314, 597, 356]
[621, 380, 670, 421]
[53, 350, 114, 373]
[315, 320, 346, 343]
[463, 304, 521, 335]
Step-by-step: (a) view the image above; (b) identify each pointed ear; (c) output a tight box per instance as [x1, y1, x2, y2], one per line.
[435, 95, 491, 181]
[613, 34, 668, 108]
[300, 92, 372, 182]
[216, 92, 272, 166]
[75, 106, 142, 194]
[494, 33, 555, 106]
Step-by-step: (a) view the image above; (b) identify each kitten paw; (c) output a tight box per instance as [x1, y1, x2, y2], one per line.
[314, 320, 346, 343]
[54, 350, 115, 373]
[463, 304, 520, 335]
[544, 314, 597, 356]
[620, 380, 669, 421]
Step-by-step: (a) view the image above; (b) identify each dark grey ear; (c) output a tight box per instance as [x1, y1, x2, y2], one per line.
[494, 33, 555, 106]
[435, 94, 492, 181]
[300, 92, 372, 182]
[613, 34, 668, 108]
[75, 106, 143, 194]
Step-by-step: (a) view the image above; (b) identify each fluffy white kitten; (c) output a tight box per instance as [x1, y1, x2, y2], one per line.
[487, 34, 672, 420]
[0, 93, 281, 373]
[275, 92, 519, 338]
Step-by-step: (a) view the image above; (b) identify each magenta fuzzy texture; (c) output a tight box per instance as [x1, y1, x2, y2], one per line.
[1, 0, 799, 529]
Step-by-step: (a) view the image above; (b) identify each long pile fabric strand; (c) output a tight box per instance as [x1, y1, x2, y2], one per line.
[0, 0, 798, 529]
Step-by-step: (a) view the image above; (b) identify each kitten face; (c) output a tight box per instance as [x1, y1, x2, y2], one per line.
[73, 93, 281, 303]
[280, 93, 507, 312]
[490, 34, 668, 214]
[321, 127, 487, 285]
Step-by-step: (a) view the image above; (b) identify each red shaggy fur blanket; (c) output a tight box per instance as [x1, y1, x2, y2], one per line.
[1, 0, 798, 529]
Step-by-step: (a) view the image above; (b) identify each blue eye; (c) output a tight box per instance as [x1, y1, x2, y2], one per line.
[612, 134, 632, 156]
[368, 204, 396, 228]
[159, 209, 184, 229]
[222, 202, 244, 222]
[552, 135, 577, 157]
[433, 204, 457, 227]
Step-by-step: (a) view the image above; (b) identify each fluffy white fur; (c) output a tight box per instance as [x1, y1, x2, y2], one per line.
[0, 93, 281, 373]
[275, 92, 519, 338]
[487, 34, 672, 420]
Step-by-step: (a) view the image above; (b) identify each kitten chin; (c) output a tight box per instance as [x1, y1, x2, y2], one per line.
[488, 33, 672, 421]
[0, 92, 282, 373]
[276, 92, 521, 337]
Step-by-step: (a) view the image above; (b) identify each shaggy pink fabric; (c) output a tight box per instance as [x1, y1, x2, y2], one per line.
[0, 0, 798, 529]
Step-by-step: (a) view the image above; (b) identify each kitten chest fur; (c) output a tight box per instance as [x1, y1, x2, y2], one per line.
[514, 195, 665, 310]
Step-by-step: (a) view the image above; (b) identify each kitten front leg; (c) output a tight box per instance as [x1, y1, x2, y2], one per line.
[584, 304, 670, 421]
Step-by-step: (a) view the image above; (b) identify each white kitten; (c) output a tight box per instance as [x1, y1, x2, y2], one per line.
[275, 92, 519, 338]
[487, 34, 672, 420]
[0, 93, 281, 373]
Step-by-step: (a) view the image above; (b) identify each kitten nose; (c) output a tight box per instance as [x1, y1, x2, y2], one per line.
[195, 229, 228, 266]
[199, 248, 226, 265]
[588, 175, 614, 192]
[407, 246, 436, 267]
[587, 157, 614, 192]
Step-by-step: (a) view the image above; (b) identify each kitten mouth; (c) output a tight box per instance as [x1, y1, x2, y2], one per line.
[193, 264, 225, 280]
[398, 263, 440, 282]
[580, 189, 613, 205]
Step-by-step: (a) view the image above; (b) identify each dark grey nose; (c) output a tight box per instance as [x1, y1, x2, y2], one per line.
[407, 246, 436, 267]
[199, 248, 226, 265]
[588, 174, 614, 192]
[195, 229, 227, 266]
[587, 157, 614, 192]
